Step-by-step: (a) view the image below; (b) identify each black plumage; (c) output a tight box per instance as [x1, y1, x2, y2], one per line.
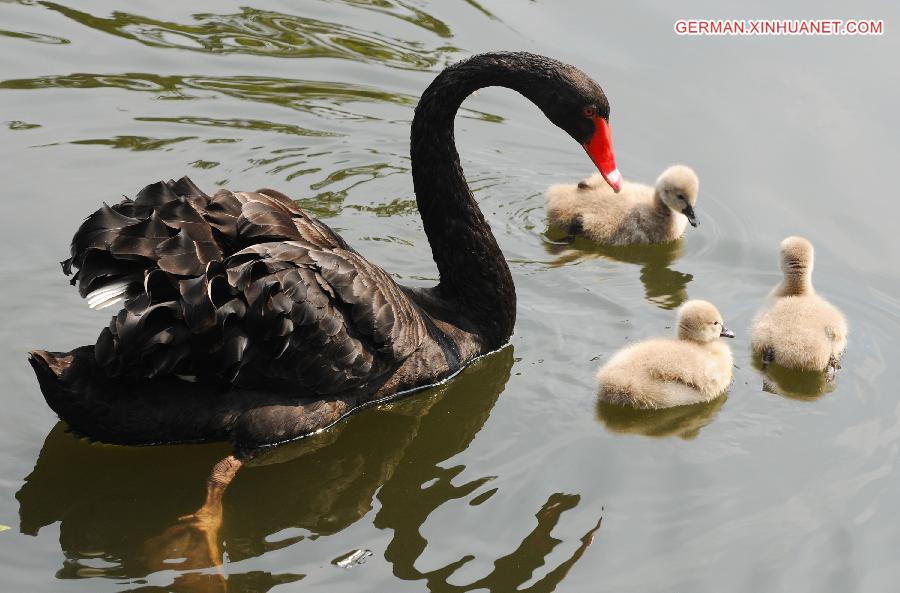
[59, 179, 426, 392]
[30, 51, 615, 453]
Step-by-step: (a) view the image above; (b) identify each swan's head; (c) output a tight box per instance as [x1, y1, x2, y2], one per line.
[531, 61, 621, 193]
[677, 300, 734, 343]
[779, 236, 814, 279]
[656, 165, 700, 227]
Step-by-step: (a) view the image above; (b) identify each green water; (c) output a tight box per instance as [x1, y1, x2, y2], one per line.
[1, 1, 898, 592]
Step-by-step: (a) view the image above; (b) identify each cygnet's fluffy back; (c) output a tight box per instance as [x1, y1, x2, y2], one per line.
[546, 165, 700, 245]
[597, 300, 734, 409]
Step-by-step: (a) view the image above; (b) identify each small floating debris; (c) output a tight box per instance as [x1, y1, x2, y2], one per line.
[7, 120, 41, 130]
[332, 549, 373, 569]
[0, 524, 10, 532]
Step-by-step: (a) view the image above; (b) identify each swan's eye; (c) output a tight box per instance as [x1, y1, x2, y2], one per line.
[713, 321, 720, 325]
[582, 106, 596, 118]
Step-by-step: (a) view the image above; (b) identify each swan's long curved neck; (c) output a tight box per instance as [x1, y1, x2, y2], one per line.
[411, 53, 553, 349]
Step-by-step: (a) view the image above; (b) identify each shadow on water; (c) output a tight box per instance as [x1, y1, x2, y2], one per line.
[37, 2, 459, 70]
[751, 354, 835, 400]
[543, 229, 693, 310]
[596, 397, 726, 439]
[18, 347, 600, 592]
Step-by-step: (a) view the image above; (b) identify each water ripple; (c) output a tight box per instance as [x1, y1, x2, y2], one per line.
[335, 0, 454, 37]
[68, 135, 196, 152]
[0, 72, 502, 123]
[0, 28, 69, 44]
[39, 2, 459, 69]
[136, 115, 340, 138]
[0, 72, 413, 113]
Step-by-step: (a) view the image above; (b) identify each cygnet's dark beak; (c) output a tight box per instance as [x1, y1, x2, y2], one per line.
[720, 325, 735, 338]
[682, 205, 698, 227]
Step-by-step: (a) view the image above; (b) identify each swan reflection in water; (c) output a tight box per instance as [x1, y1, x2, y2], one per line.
[751, 353, 836, 400]
[543, 229, 693, 311]
[596, 396, 726, 439]
[18, 347, 600, 593]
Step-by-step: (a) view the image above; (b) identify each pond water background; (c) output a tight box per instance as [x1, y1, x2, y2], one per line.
[1, 1, 899, 592]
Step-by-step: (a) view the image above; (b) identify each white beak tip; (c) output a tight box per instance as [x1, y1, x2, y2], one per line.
[604, 168, 622, 192]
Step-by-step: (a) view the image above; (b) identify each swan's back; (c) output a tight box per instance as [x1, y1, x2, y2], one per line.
[546, 173, 690, 244]
[49, 177, 431, 393]
[547, 175, 656, 241]
[751, 236, 847, 371]
[751, 294, 847, 370]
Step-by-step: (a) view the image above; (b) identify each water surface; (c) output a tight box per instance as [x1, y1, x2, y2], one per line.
[1, 1, 899, 592]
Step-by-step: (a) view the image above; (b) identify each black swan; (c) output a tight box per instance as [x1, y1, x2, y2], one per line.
[29, 51, 619, 529]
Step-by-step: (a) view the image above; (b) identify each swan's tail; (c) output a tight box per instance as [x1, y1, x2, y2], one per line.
[28, 347, 106, 439]
[28, 349, 67, 404]
[27, 346, 236, 445]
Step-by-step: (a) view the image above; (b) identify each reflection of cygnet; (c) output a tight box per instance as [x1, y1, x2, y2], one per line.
[597, 396, 726, 440]
[751, 236, 847, 372]
[547, 165, 699, 244]
[597, 300, 734, 409]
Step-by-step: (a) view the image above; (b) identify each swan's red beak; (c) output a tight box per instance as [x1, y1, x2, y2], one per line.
[582, 117, 621, 193]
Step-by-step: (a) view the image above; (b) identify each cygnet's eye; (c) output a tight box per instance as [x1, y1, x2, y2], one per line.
[677, 193, 687, 201]
[713, 321, 720, 326]
[582, 106, 597, 118]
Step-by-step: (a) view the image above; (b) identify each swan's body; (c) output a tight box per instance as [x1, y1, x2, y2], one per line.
[30, 52, 621, 453]
[30, 182, 478, 450]
[597, 300, 734, 409]
[546, 165, 698, 244]
[751, 236, 847, 371]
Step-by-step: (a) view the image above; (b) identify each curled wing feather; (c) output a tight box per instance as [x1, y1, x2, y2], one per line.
[64, 177, 427, 393]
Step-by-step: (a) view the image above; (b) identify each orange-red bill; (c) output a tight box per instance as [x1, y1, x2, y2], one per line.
[582, 116, 621, 192]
